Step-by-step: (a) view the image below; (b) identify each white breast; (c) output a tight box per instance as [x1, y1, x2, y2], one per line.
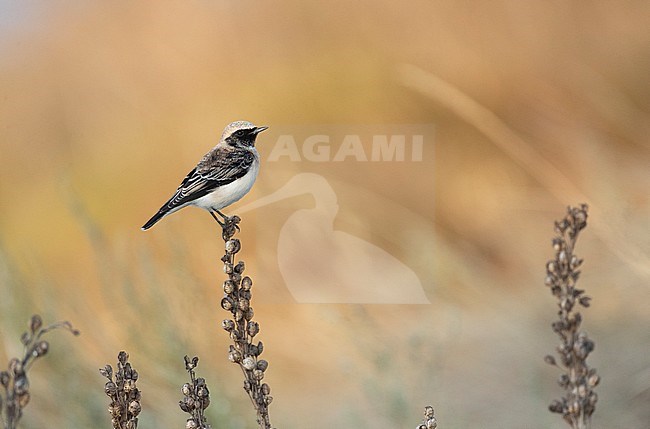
[192, 153, 260, 212]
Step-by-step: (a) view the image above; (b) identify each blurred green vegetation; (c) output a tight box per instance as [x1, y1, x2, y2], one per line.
[0, 1, 648, 428]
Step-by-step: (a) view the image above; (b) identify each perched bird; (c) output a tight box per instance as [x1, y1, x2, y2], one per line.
[141, 120, 268, 230]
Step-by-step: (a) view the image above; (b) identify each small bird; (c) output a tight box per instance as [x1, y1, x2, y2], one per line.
[141, 120, 268, 231]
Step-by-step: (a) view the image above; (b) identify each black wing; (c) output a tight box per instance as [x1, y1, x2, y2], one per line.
[164, 148, 254, 210]
[141, 148, 254, 230]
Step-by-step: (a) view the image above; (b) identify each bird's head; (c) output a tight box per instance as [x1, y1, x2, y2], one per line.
[221, 120, 268, 148]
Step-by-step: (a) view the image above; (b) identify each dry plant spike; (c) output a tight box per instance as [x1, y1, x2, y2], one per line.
[100, 351, 142, 429]
[0, 314, 79, 429]
[179, 356, 212, 429]
[544, 204, 599, 429]
[415, 405, 438, 429]
[219, 215, 274, 429]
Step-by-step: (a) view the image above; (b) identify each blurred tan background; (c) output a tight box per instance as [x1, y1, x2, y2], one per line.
[0, 1, 649, 428]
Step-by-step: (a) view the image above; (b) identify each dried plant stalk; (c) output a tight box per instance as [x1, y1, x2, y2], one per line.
[100, 351, 142, 429]
[544, 204, 599, 429]
[0, 314, 79, 429]
[179, 356, 212, 429]
[218, 216, 274, 429]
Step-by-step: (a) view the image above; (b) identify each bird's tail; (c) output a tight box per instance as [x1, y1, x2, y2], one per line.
[141, 210, 167, 231]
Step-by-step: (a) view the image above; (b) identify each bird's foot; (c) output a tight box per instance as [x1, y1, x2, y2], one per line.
[212, 211, 241, 240]
[221, 215, 241, 240]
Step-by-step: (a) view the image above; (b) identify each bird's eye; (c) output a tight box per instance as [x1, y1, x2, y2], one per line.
[235, 130, 246, 137]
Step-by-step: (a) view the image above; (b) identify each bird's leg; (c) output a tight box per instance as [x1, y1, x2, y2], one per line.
[215, 210, 227, 221]
[210, 211, 226, 227]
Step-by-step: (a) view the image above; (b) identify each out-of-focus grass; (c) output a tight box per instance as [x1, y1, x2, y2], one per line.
[0, 1, 649, 428]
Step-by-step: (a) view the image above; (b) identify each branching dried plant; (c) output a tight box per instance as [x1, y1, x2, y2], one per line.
[100, 351, 142, 429]
[218, 215, 274, 429]
[179, 355, 212, 429]
[415, 405, 438, 429]
[544, 204, 599, 429]
[0, 314, 79, 429]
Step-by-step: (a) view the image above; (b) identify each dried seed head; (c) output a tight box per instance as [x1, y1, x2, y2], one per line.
[34, 340, 49, 357]
[17, 391, 30, 408]
[247, 321, 260, 337]
[573, 208, 587, 228]
[30, 314, 43, 333]
[222, 319, 235, 331]
[221, 297, 234, 311]
[230, 272, 242, 284]
[225, 239, 241, 254]
[241, 276, 253, 290]
[253, 369, 264, 380]
[0, 371, 9, 387]
[184, 355, 199, 371]
[549, 400, 564, 414]
[105, 381, 117, 396]
[223, 280, 236, 294]
[101, 365, 113, 379]
[570, 255, 581, 268]
[257, 359, 269, 372]
[186, 418, 198, 429]
[223, 263, 233, 274]
[179, 399, 190, 413]
[201, 397, 210, 409]
[234, 261, 245, 273]
[424, 405, 434, 419]
[261, 383, 271, 395]
[198, 387, 209, 399]
[128, 400, 141, 416]
[228, 349, 242, 363]
[544, 355, 556, 366]
[9, 358, 23, 375]
[242, 357, 256, 371]
[547, 261, 557, 273]
[421, 406, 437, 429]
[555, 219, 568, 233]
[14, 375, 29, 396]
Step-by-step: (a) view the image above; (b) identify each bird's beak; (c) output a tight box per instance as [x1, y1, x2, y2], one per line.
[251, 126, 269, 135]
